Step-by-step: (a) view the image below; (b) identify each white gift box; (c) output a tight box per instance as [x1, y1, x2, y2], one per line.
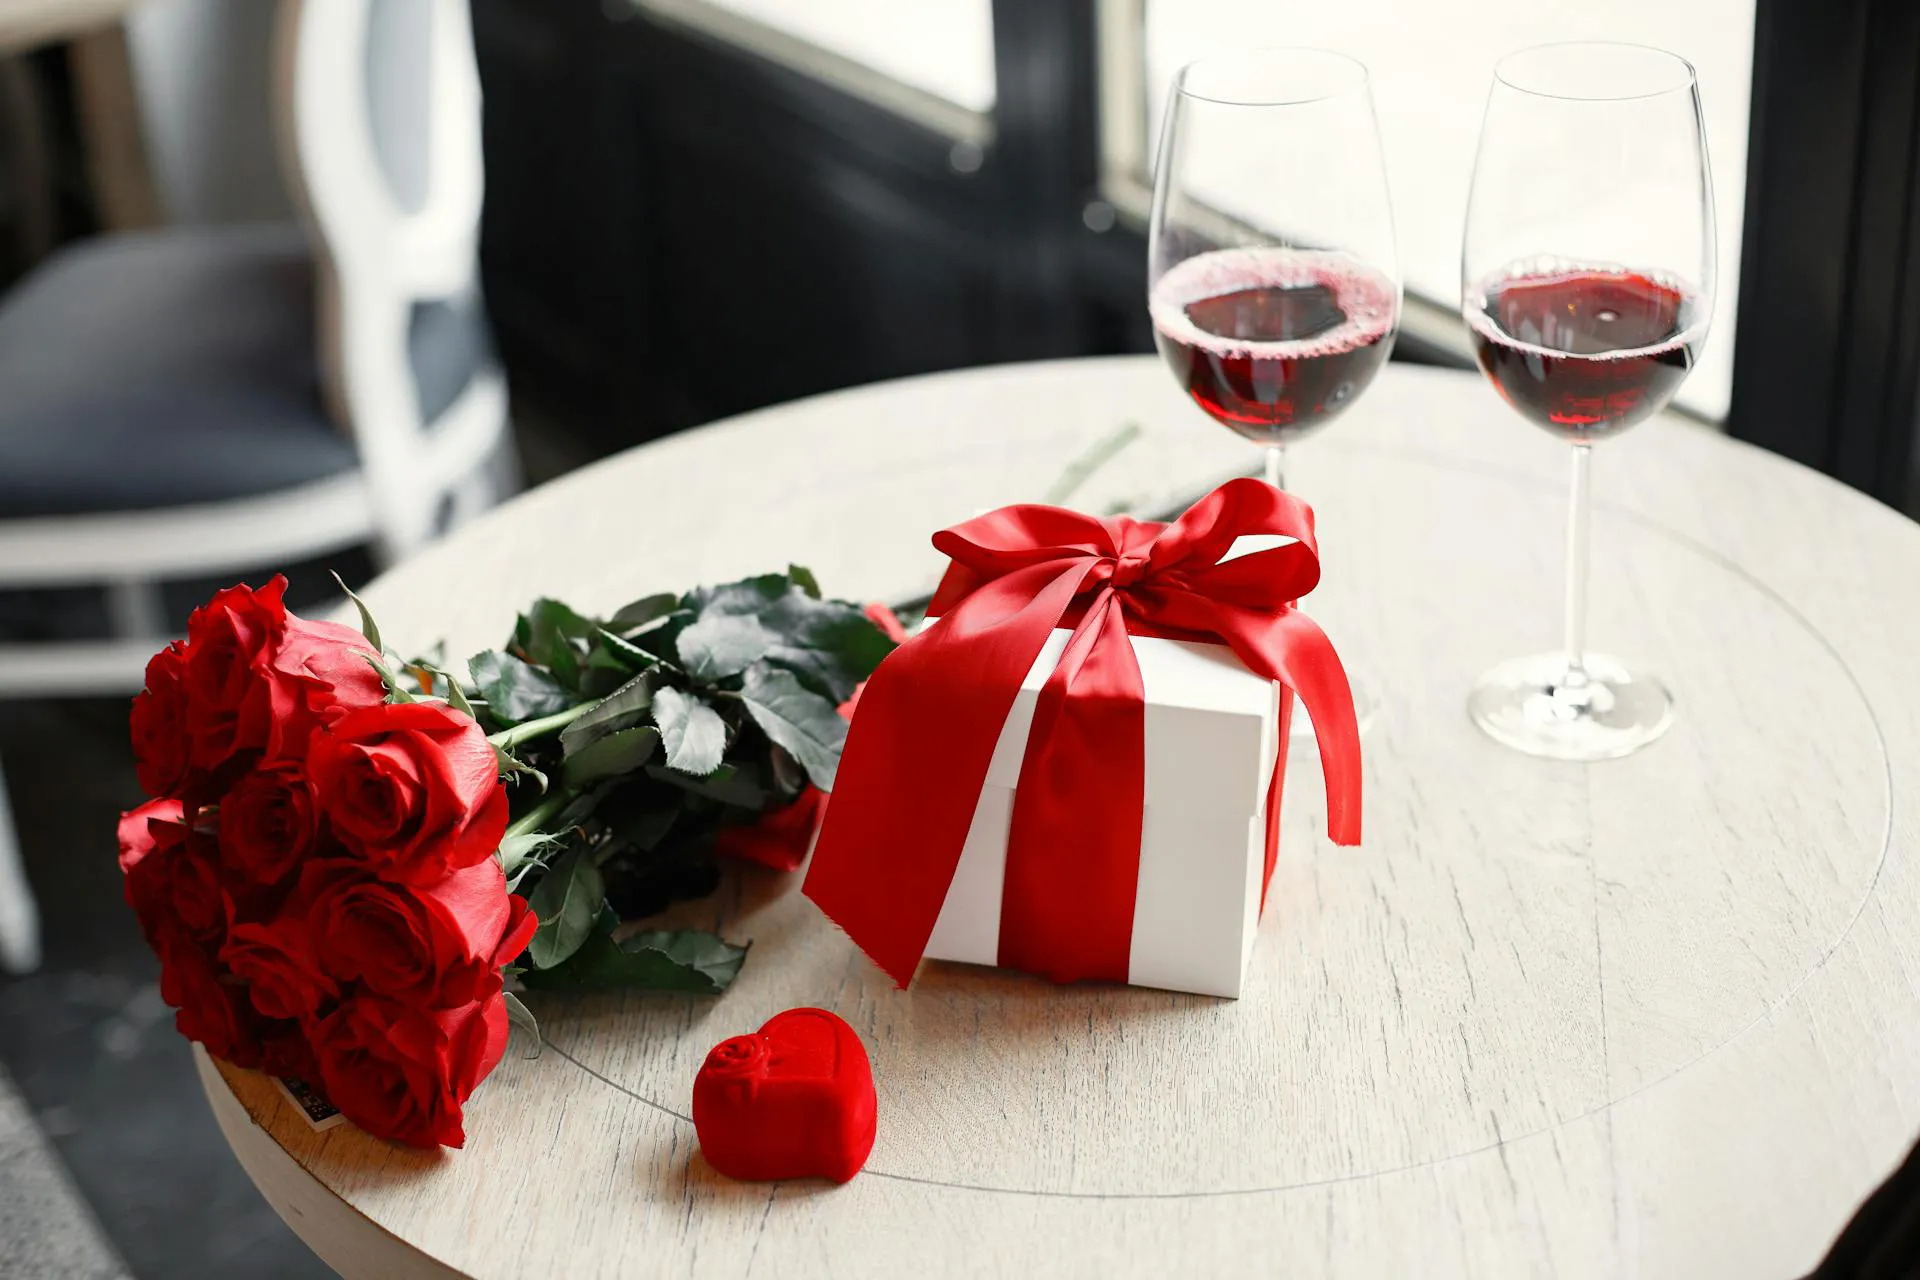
[922, 625, 1283, 998]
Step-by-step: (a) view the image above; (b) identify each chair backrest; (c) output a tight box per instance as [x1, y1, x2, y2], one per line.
[274, 0, 490, 557]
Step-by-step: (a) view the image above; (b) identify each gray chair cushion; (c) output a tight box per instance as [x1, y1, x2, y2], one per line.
[0, 223, 492, 518]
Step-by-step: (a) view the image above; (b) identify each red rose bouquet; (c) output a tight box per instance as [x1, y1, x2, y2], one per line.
[118, 578, 534, 1148]
[119, 570, 903, 1149]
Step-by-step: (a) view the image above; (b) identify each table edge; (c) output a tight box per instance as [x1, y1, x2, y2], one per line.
[194, 1046, 468, 1280]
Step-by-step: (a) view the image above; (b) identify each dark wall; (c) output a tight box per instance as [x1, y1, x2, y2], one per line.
[472, 0, 1140, 452]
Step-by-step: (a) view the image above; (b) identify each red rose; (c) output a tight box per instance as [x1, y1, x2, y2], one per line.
[177, 579, 388, 785]
[715, 787, 823, 873]
[255, 1020, 318, 1082]
[158, 938, 263, 1066]
[273, 614, 387, 716]
[218, 764, 319, 886]
[119, 803, 227, 946]
[495, 894, 536, 968]
[130, 644, 191, 797]
[258, 1021, 319, 1082]
[305, 859, 533, 1008]
[306, 701, 507, 883]
[863, 601, 909, 645]
[312, 989, 509, 1148]
[116, 797, 183, 866]
[182, 579, 291, 776]
[221, 918, 336, 1020]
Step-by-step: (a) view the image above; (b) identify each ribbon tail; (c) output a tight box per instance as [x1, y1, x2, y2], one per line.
[803, 559, 1095, 986]
[1260, 687, 1294, 912]
[1260, 610, 1362, 846]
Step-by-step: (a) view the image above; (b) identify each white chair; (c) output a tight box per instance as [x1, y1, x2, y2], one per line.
[0, 0, 512, 972]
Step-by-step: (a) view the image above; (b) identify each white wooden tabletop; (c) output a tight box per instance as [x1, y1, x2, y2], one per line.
[197, 357, 1920, 1279]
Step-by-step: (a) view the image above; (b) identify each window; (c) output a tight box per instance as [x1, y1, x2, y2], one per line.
[635, 0, 995, 140]
[500, 0, 1918, 506]
[1109, 0, 1755, 421]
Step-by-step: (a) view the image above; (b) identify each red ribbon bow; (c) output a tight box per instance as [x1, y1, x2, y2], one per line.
[804, 477, 1362, 988]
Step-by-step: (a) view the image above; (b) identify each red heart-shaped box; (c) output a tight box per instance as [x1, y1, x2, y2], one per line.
[692, 1007, 876, 1183]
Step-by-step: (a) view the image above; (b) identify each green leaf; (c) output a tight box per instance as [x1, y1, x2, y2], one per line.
[769, 745, 807, 801]
[740, 665, 847, 790]
[498, 830, 562, 887]
[762, 596, 895, 702]
[676, 613, 777, 682]
[502, 991, 542, 1056]
[330, 571, 383, 653]
[412, 662, 479, 721]
[492, 746, 548, 795]
[561, 726, 660, 788]
[644, 761, 767, 810]
[613, 805, 676, 852]
[516, 598, 594, 692]
[469, 650, 572, 725]
[362, 653, 418, 704]
[523, 597, 596, 651]
[590, 628, 663, 673]
[680, 573, 892, 701]
[525, 844, 605, 970]
[652, 687, 728, 775]
[593, 784, 682, 852]
[609, 593, 680, 633]
[788, 564, 822, 599]
[559, 674, 655, 758]
[441, 674, 476, 720]
[681, 573, 789, 620]
[552, 787, 606, 833]
[516, 928, 748, 994]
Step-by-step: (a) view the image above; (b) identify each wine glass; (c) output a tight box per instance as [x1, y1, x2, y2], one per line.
[1147, 48, 1401, 736]
[1462, 42, 1715, 760]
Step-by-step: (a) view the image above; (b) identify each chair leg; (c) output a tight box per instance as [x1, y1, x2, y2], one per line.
[448, 431, 522, 529]
[448, 469, 494, 529]
[106, 578, 167, 640]
[0, 753, 42, 974]
[488, 424, 525, 503]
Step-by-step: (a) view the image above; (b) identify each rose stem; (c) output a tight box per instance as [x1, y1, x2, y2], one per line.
[486, 701, 596, 753]
[504, 790, 573, 841]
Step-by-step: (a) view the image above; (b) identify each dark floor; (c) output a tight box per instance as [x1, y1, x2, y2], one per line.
[0, 415, 595, 1279]
[0, 696, 333, 1280]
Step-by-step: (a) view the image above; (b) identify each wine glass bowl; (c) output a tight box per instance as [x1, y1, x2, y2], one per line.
[1147, 49, 1402, 486]
[1466, 258, 1703, 442]
[1461, 42, 1715, 761]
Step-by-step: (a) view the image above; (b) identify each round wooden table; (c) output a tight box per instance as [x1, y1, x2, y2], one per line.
[198, 358, 1920, 1278]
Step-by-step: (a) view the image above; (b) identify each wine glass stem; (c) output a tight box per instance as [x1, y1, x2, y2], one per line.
[1563, 444, 1592, 689]
[1265, 444, 1288, 491]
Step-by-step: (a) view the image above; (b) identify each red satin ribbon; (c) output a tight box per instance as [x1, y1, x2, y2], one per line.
[804, 478, 1361, 988]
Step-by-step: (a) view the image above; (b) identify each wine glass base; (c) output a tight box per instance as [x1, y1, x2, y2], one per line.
[1468, 652, 1673, 761]
[1289, 670, 1378, 742]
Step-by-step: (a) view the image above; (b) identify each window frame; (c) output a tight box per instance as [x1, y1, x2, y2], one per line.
[630, 0, 993, 146]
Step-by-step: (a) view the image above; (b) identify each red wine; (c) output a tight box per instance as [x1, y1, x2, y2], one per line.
[1150, 248, 1398, 446]
[1466, 264, 1702, 442]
